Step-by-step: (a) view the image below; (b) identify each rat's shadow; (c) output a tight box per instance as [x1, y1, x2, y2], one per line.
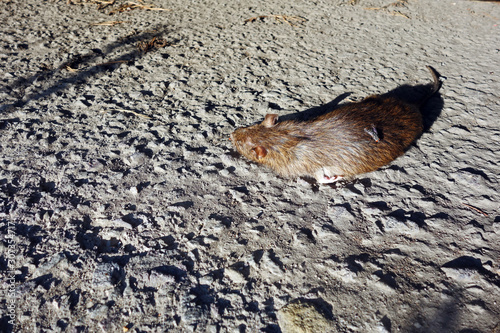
[278, 68, 445, 132]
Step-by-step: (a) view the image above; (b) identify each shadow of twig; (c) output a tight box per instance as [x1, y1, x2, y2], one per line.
[1, 25, 178, 112]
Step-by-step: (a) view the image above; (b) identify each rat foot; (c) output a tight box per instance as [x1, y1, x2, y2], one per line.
[320, 174, 343, 183]
[315, 168, 344, 184]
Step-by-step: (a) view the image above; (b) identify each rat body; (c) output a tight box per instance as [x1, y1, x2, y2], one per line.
[231, 66, 442, 183]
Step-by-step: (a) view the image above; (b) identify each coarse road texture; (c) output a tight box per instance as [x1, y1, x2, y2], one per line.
[0, 0, 499, 332]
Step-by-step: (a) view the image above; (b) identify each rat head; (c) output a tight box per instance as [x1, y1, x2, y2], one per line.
[230, 114, 279, 163]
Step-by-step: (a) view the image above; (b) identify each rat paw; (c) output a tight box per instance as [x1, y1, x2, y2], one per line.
[320, 175, 343, 183]
[315, 168, 344, 184]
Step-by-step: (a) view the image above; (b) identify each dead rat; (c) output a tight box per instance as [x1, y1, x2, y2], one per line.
[230, 66, 442, 184]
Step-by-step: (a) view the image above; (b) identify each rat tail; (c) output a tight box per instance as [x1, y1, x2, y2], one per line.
[419, 65, 442, 107]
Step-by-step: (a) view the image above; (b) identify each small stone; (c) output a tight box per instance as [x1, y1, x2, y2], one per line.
[225, 268, 246, 284]
[277, 299, 335, 333]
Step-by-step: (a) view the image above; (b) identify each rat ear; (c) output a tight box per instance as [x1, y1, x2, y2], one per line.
[252, 145, 267, 159]
[262, 114, 279, 128]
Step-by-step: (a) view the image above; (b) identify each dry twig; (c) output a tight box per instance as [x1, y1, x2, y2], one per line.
[391, 0, 409, 7]
[137, 36, 171, 53]
[64, 60, 129, 72]
[390, 11, 410, 18]
[462, 203, 489, 217]
[364, 0, 410, 18]
[67, 0, 115, 10]
[67, 0, 170, 13]
[65, 66, 79, 72]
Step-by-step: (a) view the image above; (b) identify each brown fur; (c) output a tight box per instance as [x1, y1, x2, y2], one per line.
[230, 66, 442, 182]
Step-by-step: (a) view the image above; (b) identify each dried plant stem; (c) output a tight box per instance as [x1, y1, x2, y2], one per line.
[364, 0, 410, 18]
[462, 203, 489, 217]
